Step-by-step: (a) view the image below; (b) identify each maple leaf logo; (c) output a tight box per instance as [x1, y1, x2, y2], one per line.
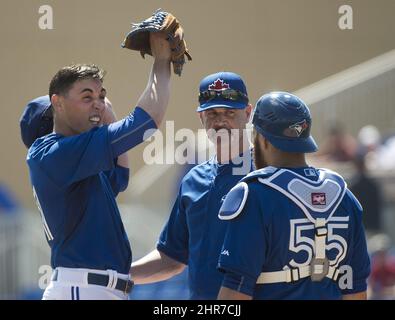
[208, 78, 230, 91]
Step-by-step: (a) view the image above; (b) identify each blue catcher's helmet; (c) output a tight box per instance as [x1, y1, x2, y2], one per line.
[252, 92, 318, 153]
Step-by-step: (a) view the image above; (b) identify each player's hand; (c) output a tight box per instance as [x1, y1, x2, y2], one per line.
[102, 98, 117, 125]
[150, 32, 172, 61]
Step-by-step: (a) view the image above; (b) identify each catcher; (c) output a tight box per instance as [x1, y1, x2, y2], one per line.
[21, 9, 190, 300]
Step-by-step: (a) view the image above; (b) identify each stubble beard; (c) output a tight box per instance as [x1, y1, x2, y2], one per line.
[253, 135, 267, 169]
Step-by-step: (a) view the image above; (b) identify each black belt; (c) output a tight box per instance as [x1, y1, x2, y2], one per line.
[52, 269, 134, 294]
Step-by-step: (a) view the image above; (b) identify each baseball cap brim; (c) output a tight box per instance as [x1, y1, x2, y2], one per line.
[257, 128, 318, 153]
[197, 100, 247, 112]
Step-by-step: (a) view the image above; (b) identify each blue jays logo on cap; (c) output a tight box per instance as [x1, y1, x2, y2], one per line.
[285, 119, 309, 138]
[208, 79, 230, 91]
[197, 71, 249, 112]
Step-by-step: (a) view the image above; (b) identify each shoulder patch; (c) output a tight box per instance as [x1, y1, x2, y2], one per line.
[218, 182, 249, 220]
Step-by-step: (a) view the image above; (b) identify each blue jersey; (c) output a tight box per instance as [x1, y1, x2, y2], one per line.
[157, 153, 253, 299]
[27, 107, 156, 274]
[218, 166, 371, 299]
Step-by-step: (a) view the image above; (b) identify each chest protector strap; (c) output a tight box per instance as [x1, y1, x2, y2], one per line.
[256, 168, 347, 284]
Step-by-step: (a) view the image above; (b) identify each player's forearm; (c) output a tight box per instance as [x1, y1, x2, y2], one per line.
[131, 263, 183, 284]
[130, 249, 185, 284]
[137, 58, 171, 128]
[103, 98, 130, 169]
[116, 153, 129, 169]
[217, 286, 252, 300]
[342, 291, 367, 300]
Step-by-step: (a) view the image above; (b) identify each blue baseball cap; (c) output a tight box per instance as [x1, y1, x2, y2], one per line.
[20, 95, 53, 148]
[197, 72, 249, 112]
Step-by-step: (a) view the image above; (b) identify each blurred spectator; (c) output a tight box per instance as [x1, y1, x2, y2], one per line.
[375, 134, 395, 170]
[0, 183, 20, 214]
[368, 234, 395, 300]
[317, 122, 358, 162]
[349, 150, 383, 234]
[357, 125, 382, 169]
[358, 125, 381, 152]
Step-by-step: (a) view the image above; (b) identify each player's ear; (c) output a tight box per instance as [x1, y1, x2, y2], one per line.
[245, 104, 253, 120]
[51, 94, 63, 113]
[198, 112, 204, 125]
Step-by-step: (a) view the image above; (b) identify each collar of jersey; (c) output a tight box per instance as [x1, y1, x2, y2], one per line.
[211, 150, 253, 175]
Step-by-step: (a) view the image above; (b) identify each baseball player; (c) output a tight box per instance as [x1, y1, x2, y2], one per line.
[130, 72, 254, 299]
[217, 92, 371, 299]
[22, 32, 174, 300]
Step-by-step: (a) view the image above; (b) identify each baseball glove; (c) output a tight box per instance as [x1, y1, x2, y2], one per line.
[122, 9, 192, 76]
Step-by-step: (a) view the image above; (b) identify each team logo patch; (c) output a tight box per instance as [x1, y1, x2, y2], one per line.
[304, 168, 316, 177]
[312, 193, 326, 205]
[209, 78, 230, 91]
[285, 120, 308, 137]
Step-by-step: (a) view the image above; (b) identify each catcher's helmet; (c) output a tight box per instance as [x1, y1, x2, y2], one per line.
[252, 92, 318, 153]
[20, 95, 53, 148]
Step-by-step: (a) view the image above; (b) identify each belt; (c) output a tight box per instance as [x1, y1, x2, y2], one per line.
[52, 269, 134, 294]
